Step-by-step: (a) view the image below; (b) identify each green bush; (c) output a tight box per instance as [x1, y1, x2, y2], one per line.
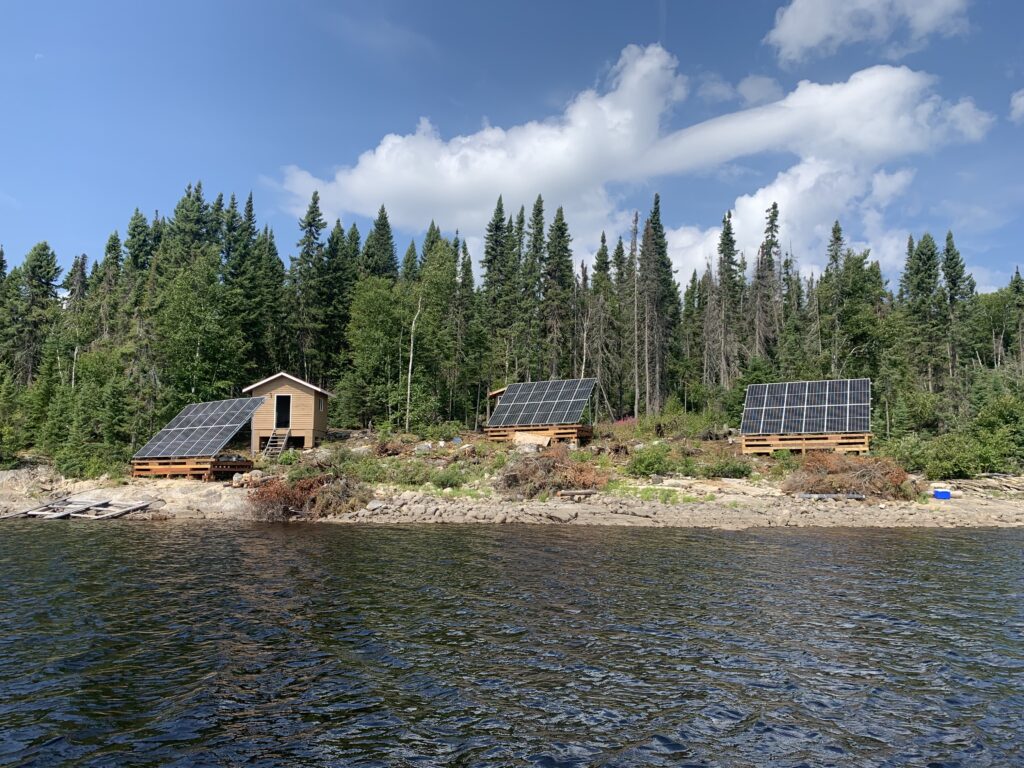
[881, 434, 929, 473]
[421, 421, 464, 442]
[277, 449, 299, 465]
[389, 460, 433, 486]
[626, 444, 674, 476]
[700, 457, 753, 478]
[430, 466, 465, 489]
[924, 433, 984, 480]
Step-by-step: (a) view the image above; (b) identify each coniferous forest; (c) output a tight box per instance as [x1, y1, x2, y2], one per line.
[2, 182, 1024, 479]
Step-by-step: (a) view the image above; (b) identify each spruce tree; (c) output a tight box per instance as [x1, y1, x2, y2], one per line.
[541, 206, 574, 377]
[941, 230, 975, 378]
[291, 191, 329, 383]
[361, 205, 398, 279]
[401, 240, 419, 282]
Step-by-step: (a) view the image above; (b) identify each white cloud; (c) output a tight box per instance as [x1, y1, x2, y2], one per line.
[697, 73, 736, 103]
[280, 43, 992, 284]
[766, 0, 969, 64]
[737, 75, 783, 106]
[1011, 89, 1024, 124]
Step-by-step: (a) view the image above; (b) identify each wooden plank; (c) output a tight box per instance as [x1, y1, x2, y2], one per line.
[740, 433, 871, 455]
[75, 501, 151, 520]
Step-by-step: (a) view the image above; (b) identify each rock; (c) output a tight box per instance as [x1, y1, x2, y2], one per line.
[649, 475, 664, 485]
[442, 487, 453, 495]
[546, 507, 578, 523]
[515, 443, 540, 454]
[415, 442, 433, 454]
[350, 445, 373, 456]
[366, 499, 386, 512]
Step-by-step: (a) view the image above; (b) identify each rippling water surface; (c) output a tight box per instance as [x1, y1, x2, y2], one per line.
[1, 522, 1022, 766]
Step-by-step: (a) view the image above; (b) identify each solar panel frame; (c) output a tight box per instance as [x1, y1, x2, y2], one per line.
[134, 397, 265, 459]
[739, 378, 871, 436]
[488, 378, 596, 428]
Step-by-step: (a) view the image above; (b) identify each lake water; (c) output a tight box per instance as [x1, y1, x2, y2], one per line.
[1, 522, 1022, 767]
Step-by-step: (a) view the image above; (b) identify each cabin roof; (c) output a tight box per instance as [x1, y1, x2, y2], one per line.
[487, 386, 508, 399]
[242, 371, 334, 397]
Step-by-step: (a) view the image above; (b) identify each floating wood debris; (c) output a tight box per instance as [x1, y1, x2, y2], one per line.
[1, 497, 154, 521]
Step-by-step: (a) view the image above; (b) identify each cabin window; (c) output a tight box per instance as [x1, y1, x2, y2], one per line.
[319, 397, 324, 413]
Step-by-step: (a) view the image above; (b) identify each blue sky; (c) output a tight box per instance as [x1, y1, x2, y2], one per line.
[1, 0, 1022, 290]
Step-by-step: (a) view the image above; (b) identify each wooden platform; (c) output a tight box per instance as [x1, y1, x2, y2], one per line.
[485, 424, 593, 444]
[131, 457, 253, 481]
[2, 498, 153, 521]
[740, 433, 871, 455]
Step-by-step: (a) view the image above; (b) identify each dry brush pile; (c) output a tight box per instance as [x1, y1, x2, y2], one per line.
[782, 452, 918, 500]
[497, 445, 610, 499]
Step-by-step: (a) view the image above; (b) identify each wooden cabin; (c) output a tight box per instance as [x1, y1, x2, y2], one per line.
[243, 372, 332, 455]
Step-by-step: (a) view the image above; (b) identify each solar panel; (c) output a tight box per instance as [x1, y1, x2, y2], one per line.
[488, 378, 596, 428]
[134, 397, 265, 459]
[740, 378, 871, 435]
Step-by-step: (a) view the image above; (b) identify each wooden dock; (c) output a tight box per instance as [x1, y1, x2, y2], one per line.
[740, 432, 871, 455]
[1, 497, 153, 521]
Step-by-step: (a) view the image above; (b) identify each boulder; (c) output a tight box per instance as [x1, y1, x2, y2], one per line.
[366, 499, 386, 512]
[546, 507, 578, 523]
[350, 445, 373, 456]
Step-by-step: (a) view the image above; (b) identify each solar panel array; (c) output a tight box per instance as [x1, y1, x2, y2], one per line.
[488, 378, 596, 428]
[740, 379, 871, 435]
[134, 397, 265, 459]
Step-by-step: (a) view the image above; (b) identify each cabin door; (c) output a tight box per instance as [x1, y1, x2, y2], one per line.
[275, 395, 292, 429]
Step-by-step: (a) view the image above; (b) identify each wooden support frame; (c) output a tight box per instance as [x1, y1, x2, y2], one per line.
[131, 457, 253, 481]
[485, 424, 593, 444]
[740, 433, 871, 455]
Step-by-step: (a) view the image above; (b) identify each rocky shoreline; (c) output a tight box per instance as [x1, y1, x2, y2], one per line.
[3, 467, 1023, 529]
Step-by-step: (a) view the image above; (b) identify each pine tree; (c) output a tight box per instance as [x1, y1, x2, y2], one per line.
[290, 191, 329, 383]
[902, 232, 944, 390]
[751, 202, 782, 363]
[713, 211, 743, 388]
[520, 196, 545, 381]
[541, 206, 574, 377]
[940, 230, 975, 378]
[401, 240, 419, 282]
[361, 205, 398, 279]
[10, 242, 62, 385]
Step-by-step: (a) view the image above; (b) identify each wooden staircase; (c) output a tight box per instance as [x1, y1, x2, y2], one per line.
[263, 429, 290, 460]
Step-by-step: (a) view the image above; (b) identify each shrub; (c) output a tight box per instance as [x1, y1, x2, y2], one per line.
[626, 444, 674, 477]
[880, 434, 929, 473]
[421, 421, 464, 442]
[430, 466, 465, 489]
[700, 457, 753, 478]
[923, 433, 985, 480]
[277, 449, 299, 465]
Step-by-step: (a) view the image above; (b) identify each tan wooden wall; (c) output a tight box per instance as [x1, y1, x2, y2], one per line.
[249, 379, 328, 450]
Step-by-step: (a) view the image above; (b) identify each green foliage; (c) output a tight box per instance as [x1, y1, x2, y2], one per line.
[2, 184, 1023, 485]
[277, 449, 299, 466]
[626, 444, 674, 477]
[699, 457, 753, 479]
[923, 433, 986, 480]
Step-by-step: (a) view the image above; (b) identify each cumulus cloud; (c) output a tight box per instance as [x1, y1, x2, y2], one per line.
[1011, 89, 1024, 124]
[696, 73, 737, 103]
[766, 0, 969, 64]
[280, 43, 992, 284]
[737, 75, 784, 106]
